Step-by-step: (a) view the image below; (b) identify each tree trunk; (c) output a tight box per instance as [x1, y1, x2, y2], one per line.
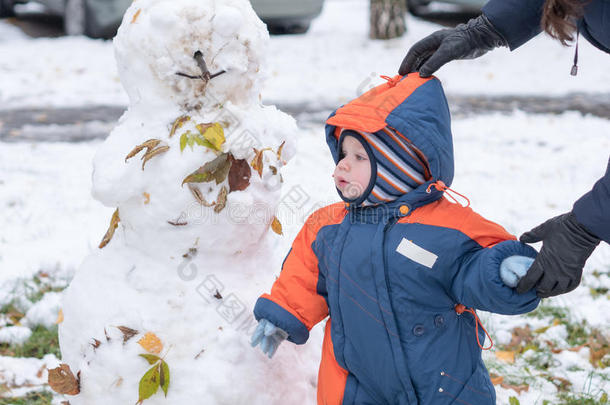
[370, 0, 407, 40]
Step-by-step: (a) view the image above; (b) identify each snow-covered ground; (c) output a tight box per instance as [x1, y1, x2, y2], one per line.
[0, 0, 609, 404]
[0, 0, 609, 109]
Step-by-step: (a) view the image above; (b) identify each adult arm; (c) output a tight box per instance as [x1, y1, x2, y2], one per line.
[516, 159, 608, 297]
[399, 0, 546, 76]
[573, 158, 610, 243]
[482, 0, 545, 50]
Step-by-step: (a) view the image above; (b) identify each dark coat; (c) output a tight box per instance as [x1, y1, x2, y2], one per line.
[483, 0, 610, 243]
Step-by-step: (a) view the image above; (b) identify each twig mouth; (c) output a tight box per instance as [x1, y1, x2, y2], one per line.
[175, 51, 226, 81]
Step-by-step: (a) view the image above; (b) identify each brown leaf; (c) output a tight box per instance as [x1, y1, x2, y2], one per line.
[91, 338, 101, 349]
[269, 165, 278, 176]
[276, 141, 285, 160]
[507, 325, 533, 350]
[500, 382, 529, 394]
[214, 186, 228, 213]
[143, 192, 150, 204]
[116, 326, 139, 343]
[587, 330, 609, 367]
[271, 216, 283, 235]
[546, 375, 572, 392]
[188, 184, 214, 207]
[36, 364, 45, 378]
[182, 247, 198, 259]
[167, 219, 188, 226]
[194, 348, 205, 359]
[228, 155, 251, 192]
[182, 153, 230, 186]
[48, 364, 80, 395]
[141, 146, 170, 170]
[125, 139, 161, 162]
[131, 9, 141, 24]
[214, 290, 223, 299]
[99, 208, 120, 249]
[489, 373, 504, 385]
[169, 115, 190, 138]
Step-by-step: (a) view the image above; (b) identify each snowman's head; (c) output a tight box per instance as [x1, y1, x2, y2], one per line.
[114, 0, 269, 110]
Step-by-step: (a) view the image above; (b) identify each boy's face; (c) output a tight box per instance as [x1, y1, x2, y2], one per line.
[333, 135, 372, 200]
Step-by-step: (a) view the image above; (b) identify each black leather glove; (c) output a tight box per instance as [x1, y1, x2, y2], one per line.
[398, 14, 507, 77]
[516, 213, 601, 298]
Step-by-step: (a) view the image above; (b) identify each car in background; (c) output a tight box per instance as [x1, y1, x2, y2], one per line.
[0, 0, 325, 38]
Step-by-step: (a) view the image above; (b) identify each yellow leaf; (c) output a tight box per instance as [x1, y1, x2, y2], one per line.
[131, 9, 141, 24]
[169, 115, 190, 138]
[55, 309, 64, 324]
[552, 318, 561, 326]
[99, 208, 120, 249]
[495, 350, 515, 363]
[197, 123, 225, 151]
[250, 147, 271, 178]
[271, 216, 283, 235]
[138, 332, 163, 354]
[143, 192, 150, 204]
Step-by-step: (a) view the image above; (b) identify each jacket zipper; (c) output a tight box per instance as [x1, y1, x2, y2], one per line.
[382, 216, 399, 295]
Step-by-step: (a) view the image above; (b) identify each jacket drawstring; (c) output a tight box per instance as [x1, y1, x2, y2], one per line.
[380, 75, 402, 87]
[426, 180, 471, 207]
[454, 304, 493, 350]
[571, 30, 580, 76]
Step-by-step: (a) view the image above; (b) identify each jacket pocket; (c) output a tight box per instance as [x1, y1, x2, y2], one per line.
[436, 366, 495, 405]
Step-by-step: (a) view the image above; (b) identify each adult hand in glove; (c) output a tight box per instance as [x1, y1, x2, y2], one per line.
[398, 14, 507, 77]
[517, 213, 601, 298]
[251, 318, 288, 359]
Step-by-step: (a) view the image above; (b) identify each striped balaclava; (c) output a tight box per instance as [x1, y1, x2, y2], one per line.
[337, 128, 431, 206]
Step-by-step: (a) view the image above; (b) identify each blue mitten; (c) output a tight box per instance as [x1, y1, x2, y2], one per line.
[250, 319, 288, 359]
[500, 255, 535, 288]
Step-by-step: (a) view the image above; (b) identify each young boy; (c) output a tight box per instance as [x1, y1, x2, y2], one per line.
[251, 74, 539, 405]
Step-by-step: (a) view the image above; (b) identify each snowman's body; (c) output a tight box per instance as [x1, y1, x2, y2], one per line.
[59, 1, 320, 403]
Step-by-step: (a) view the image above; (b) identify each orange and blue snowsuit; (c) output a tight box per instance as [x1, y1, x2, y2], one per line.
[254, 74, 540, 405]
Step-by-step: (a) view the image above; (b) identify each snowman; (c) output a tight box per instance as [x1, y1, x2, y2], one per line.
[50, 0, 321, 403]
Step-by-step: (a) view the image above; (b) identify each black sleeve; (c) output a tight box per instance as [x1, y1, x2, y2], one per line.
[573, 157, 610, 244]
[482, 0, 545, 50]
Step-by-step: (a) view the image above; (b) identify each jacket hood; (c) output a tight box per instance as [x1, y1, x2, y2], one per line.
[325, 74, 454, 207]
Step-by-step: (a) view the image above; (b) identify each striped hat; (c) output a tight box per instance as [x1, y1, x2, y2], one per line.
[338, 127, 431, 206]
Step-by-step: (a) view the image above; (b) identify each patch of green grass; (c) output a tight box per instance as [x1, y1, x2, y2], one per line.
[566, 320, 590, 346]
[590, 287, 609, 299]
[556, 391, 608, 404]
[0, 391, 53, 405]
[25, 274, 65, 304]
[0, 326, 59, 359]
[522, 347, 556, 371]
[526, 302, 569, 320]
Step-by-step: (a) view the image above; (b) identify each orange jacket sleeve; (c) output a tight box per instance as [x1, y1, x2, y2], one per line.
[254, 205, 344, 344]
